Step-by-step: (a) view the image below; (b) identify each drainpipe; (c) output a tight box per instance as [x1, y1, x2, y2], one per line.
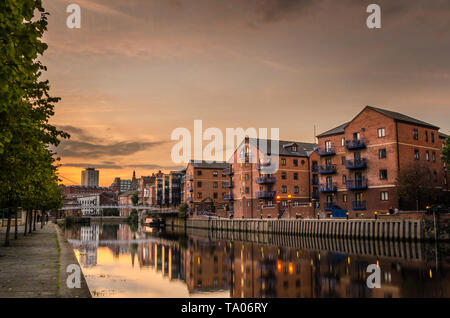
[395, 120, 401, 209]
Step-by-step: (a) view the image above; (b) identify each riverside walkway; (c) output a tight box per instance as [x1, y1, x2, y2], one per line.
[0, 223, 91, 298]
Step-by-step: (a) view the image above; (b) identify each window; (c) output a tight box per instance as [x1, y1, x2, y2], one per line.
[247, 201, 251, 207]
[379, 148, 386, 159]
[293, 159, 298, 167]
[432, 152, 436, 162]
[343, 194, 347, 203]
[431, 132, 435, 143]
[380, 191, 389, 201]
[414, 149, 420, 160]
[378, 128, 386, 138]
[282, 186, 287, 193]
[213, 182, 218, 188]
[341, 138, 345, 146]
[292, 145, 297, 152]
[293, 172, 298, 180]
[379, 169, 388, 180]
[245, 187, 249, 194]
[245, 174, 249, 181]
[213, 192, 218, 199]
[197, 192, 202, 199]
[433, 171, 437, 182]
[425, 131, 428, 142]
[197, 170, 202, 176]
[294, 186, 299, 194]
[282, 172, 287, 180]
[325, 140, 332, 151]
[426, 151, 429, 161]
[281, 158, 286, 166]
[282, 201, 288, 207]
[342, 175, 347, 184]
[341, 156, 346, 165]
[197, 181, 202, 187]
[413, 129, 419, 140]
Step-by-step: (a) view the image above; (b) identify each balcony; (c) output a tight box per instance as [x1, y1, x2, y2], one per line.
[255, 176, 276, 184]
[319, 182, 337, 193]
[346, 179, 368, 190]
[256, 191, 277, 199]
[312, 179, 319, 186]
[317, 146, 336, 156]
[318, 164, 337, 175]
[352, 200, 366, 210]
[324, 202, 336, 211]
[345, 138, 367, 150]
[222, 167, 233, 176]
[223, 181, 234, 188]
[256, 162, 271, 170]
[311, 165, 319, 173]
[345, 158, 367, 170]
[187, 186, 193, 192]
[224, 193, 234, 201]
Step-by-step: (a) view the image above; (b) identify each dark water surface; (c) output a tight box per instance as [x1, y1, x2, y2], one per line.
[65, 222, 450, 298]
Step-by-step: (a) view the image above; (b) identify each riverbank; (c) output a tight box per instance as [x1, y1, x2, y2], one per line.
[0, 223, 91, 298]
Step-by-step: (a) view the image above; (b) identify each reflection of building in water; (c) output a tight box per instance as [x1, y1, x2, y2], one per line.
[78, 225, 100, 266]
[184, 238, 232, 294]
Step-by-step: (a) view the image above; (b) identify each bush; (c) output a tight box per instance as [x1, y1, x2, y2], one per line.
[178, 203, 188, 218]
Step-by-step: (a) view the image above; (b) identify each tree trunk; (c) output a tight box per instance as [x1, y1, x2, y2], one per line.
[4, 209, 11, 247]
[28, 210, 33, 234]
[14, 209, 18, 240]
[24, 209, 29, 236]
[33, 210, 37, 231]
[41, 209, 45, 229]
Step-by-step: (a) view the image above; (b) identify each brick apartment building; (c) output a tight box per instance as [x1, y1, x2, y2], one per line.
[225, 138, 317, 219]
[315, 105, 448, 217]
[183, 160, 230, 216]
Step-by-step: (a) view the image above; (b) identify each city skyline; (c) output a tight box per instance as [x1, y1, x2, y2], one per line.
[44, 0, 450, 186]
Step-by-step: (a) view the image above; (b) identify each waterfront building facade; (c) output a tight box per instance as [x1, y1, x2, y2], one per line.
[225, 138, 317, 219]
[315, 106, 448, 217]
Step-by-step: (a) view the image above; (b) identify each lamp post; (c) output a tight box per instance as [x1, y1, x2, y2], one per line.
[317, 212, 320, 220]
[346, 211, 349, 220]
[374, 211, 378, 220]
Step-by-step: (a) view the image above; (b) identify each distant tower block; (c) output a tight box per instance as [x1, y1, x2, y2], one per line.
[81, 167, 99, 187]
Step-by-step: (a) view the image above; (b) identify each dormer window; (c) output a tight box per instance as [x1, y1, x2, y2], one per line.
[292, 145, 297, 152]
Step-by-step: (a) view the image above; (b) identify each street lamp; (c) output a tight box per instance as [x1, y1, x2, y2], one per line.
[317, 212, 320, 220]
[346, 211, 349, 220]
[374, 211, 378, 220]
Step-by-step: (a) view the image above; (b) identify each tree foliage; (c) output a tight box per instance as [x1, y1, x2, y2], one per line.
[1, 1, 68, 245]
[442, 136, 450, 169]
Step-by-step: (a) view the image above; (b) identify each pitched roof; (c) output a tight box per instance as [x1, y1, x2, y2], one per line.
[316, 122, 349, 138]
[189, 160, 229, 169]
[366, 106, 439, 129]
[247, 138, 317, 157]
[439, 132, 448, 139]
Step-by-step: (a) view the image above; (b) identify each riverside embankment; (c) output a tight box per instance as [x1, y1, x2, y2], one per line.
[177, 216, 450, 241]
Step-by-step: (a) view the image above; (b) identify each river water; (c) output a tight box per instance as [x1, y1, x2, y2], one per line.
[65, 222, 450, 298]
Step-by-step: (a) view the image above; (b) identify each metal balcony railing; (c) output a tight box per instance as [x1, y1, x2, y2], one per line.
[256, 191, 277, 199]
[311, 165, 319, 173]
[317, 146, 336, 156]
[345, 138, 367, 150]
[312, 179, 319, 186]
[346, 179, 368, 190]
[255, 176, 276, 184]
[222, 167, 233, 176]
[319, 182, 337, 193]
[224, 193, 234, 201]
[352, 200, 366, 210]
[318, 164, 337, 175]
[223, 181, 234, 188]
[345, 158, 367, 170]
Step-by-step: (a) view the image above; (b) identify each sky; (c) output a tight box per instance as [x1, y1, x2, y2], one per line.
[41, 0, 450, 186]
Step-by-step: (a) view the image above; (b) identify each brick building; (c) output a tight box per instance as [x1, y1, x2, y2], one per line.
[225, 138, 317, 219]
[183, 160, 230, 215]
[315, 106, 448, 217]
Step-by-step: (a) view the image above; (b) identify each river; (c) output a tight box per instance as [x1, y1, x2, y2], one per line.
[65, 222, 450, 298]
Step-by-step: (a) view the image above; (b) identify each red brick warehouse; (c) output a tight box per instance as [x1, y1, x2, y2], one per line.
[315, 105, 448, 218]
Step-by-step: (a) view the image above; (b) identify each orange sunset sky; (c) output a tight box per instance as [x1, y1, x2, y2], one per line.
[42, 0, 450, 186]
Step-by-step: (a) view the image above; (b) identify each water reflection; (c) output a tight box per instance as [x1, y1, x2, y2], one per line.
[65, 223, 450, 298]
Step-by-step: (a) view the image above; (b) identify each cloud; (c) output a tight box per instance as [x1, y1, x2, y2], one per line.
[62, 162, 185, 171]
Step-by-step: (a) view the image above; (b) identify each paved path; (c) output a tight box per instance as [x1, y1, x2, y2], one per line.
[0, 223, 91, 298]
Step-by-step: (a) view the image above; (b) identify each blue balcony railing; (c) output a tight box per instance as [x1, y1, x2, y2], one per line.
[346, 179, 368, 190]
[311, 165, 319, 173]
[345, 138, 367, 150]
[222, 167, 233, 176]
[319, 183, 337, 193]
[318, 164, 337, 175]
[223, 181, 234, 188]
[224, 193, 234, 201]
[255, 176, 276, 184]
[312, 192, 319, 199]
[352, 200, 366, 210]
[312, 179, 319, 186]
[345, 158, 367, 170]
[256, 191, 277, 199]
[318, 146, 336, 156]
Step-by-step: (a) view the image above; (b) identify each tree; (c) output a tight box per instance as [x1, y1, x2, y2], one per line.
[442, 136, 450, 169]
[396, 162, 436, 211]
[0, 1, 69, 246]
[178, 203, 188, 219]
[131, 191, 139, 206]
